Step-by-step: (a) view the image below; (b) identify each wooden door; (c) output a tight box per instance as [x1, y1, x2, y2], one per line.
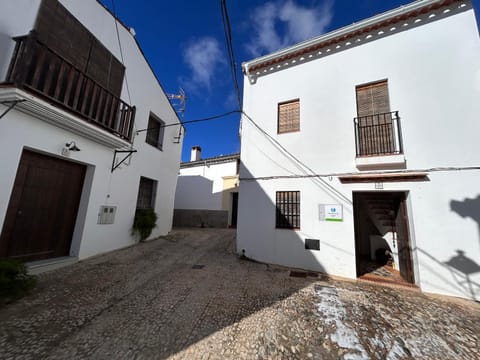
[0, 150, 86, 262]
[395, 194, 415, 283]
[231, 192, 238, 227]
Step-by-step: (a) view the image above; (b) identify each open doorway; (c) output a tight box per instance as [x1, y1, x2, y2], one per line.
[353, 191, 415, 285]
[230, 192, 238, 228]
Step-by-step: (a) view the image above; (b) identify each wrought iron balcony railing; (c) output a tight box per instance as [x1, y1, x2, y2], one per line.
[354, 111, 403, 157]
[5, 33, 135, 142]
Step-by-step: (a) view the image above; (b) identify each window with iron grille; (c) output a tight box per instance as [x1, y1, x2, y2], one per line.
[136, 177, 157, 209]
[278, 99, 300, 133]
[276, 191, 300, 229]
[146, 113, 165, 150]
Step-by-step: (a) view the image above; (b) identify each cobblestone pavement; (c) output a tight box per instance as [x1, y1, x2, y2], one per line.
[0, 228, 478, 359]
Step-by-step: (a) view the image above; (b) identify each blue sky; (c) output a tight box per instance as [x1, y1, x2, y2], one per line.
[99, 0, 480, 162]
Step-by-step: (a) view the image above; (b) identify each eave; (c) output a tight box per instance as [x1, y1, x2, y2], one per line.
[0, 87, 131, 149]
[242, 0, 468, 82]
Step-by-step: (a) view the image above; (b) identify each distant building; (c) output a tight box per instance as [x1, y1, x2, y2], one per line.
[238, 0, 480, 300]
[0, 0, 183, 268]
[174, 146, 239, 228]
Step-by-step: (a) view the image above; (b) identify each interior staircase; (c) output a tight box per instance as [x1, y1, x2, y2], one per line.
[360, 195, 399, 266]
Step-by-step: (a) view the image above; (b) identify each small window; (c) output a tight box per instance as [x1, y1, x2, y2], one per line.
[276, 191, 300, 229]
[278, 99, 300, 134]
[146, 113, 165, 150]
[136, 177, 157, 209]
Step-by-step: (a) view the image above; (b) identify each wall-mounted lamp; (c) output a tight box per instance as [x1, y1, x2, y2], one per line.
[62, 141, 81, 157]
[65, 141, 81, 151]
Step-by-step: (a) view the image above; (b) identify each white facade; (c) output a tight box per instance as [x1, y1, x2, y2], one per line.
[238, 0, 480, 300]
[175, 157, 238, 211]
[174, 152, 239, 227]
[0, 0, 183, 260]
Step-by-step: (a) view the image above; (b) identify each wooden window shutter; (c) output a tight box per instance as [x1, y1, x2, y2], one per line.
[278, 99, 300, 133]
[356, 81, 390, 117]
[355, 80, 395, 155]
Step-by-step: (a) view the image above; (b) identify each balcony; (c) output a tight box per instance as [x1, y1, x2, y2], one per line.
[4, 33, 135, 142]
[354, 111, 405, 169]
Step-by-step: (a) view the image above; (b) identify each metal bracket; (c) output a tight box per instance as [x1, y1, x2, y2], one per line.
[173, 127, 182, 144]
[111, 149, 137, 173]
[0, 100, 26, 119]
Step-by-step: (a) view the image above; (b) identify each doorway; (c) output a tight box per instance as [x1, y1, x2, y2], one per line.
[230, 192, 238, 228]
[0, 150, 86, 262]
[353, 191, 415, 285]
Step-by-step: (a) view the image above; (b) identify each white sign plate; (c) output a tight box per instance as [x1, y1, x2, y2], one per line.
[319, 204, 343, 222]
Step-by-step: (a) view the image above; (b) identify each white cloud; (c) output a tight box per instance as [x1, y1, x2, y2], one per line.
[245, 0, 334, 57]
[183, 37, 225, 91]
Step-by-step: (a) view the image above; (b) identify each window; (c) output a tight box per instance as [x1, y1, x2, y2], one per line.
[278, 99, 300, 133]
[355, 80, 395, 156]
[136, 177, 157, 209]
[276, 191, 300, 229]
[146, 113, 165, 150]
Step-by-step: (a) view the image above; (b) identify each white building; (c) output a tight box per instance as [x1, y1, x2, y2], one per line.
[238, 0, 480, 300]
[0, 0, 183, 268]
[174, 146, 239, 228]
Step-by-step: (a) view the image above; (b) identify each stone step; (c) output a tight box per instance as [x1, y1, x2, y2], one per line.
[26, 256, 78, 275]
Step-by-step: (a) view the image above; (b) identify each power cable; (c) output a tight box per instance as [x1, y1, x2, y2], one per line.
[111, 0, 132, 105]
[239, 166, 480, 181]
[135, 110, 240, 134]
[220, 0, 242, 110]
[241, 110, 353, 204]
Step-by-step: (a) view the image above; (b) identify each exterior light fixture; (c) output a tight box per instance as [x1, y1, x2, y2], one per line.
[65, 141, 80, 151]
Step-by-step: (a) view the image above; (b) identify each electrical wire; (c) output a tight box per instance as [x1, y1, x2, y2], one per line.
[239, 166, 480, 181]
[241, 110, 353, 204]
[220, 0, 242, 110]
[111, 0, 132, 105]
[135, 110, 240, 134]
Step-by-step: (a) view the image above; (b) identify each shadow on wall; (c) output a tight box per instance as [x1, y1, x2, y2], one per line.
[450, 195, 480, 248]
[173, 175, 236, 228]
[439, 194, 480, 300]
[175, 175, 222, 210]
[415, 247, 480, 301]
[236, 163, 352, 276]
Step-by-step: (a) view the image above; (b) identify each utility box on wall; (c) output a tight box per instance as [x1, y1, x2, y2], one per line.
[98, 206, 117, 224]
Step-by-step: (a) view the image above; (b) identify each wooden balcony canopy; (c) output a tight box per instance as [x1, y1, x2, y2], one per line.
[5, 33, 135, 142]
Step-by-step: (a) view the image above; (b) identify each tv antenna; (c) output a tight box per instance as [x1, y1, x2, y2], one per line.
[167, 88, 186, 116]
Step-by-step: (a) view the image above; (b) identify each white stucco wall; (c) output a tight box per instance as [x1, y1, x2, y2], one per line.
[238, 4, 480, 300]
[0, 0, 183, 259]
[175, 160, 238, 211]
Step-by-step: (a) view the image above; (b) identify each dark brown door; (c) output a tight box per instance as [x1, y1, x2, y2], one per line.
[231, 192, 238, 227]
[0, 150, 86, 262]
[395, 194, 415, 283]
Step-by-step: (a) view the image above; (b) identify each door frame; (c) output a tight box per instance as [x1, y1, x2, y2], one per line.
[0, 148, 89, 261]
[352, 190, 416, 284]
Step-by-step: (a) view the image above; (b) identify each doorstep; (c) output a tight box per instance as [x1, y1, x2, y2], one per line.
[26, 256, 78, 275]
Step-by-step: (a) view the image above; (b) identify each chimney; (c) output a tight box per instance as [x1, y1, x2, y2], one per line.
[190, 146, 202, 161]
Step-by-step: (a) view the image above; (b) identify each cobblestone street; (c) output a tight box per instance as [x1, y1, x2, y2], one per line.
[0, 228, 478, 359]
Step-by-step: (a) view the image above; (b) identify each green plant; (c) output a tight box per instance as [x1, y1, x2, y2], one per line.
[132, 208, 158, 241]
[0, 258, 37, 305]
